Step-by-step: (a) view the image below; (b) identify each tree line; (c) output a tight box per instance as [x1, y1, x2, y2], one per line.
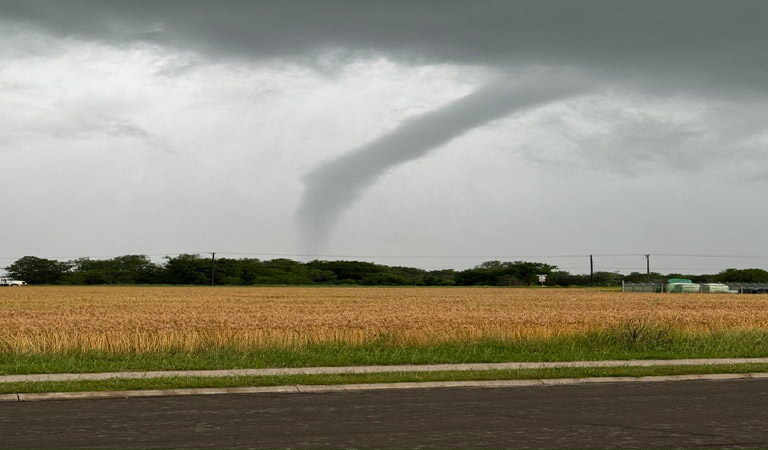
[4, 254, 768, 286]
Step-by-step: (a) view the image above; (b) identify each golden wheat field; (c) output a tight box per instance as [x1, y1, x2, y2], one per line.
[2, 286, 768, 353]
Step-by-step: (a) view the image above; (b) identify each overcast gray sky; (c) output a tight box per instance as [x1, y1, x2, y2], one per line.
[1, 1, 767, 274]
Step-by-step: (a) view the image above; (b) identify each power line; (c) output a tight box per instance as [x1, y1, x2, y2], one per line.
[2, 251, 768, 265]
[655, 254, 768, 259]
[176, 251, 672, 260]
[215, 252, 598, 259]
[0, 252, 203, 261]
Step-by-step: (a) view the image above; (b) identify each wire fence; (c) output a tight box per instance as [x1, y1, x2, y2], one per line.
[622, 282, 768, 294]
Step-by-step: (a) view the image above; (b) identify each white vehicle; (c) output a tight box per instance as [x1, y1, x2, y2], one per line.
[0, 277, 27, 286]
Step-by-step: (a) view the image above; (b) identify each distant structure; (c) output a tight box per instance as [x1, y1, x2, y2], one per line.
[621, 279, 764, 294]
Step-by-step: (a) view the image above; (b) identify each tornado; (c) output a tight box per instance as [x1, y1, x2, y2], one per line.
[297, 73, 587, 253]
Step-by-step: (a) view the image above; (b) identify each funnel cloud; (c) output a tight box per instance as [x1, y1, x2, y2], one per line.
[297, 73, 587, 252]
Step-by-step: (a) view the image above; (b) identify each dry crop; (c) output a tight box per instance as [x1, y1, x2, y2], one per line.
[2, 286, 768, 353]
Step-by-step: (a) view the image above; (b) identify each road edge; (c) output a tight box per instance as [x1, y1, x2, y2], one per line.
[2, 372, 767, 403]
[5, 357, 768, 383]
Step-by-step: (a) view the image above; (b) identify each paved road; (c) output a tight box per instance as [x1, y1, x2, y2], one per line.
[2, 380, 768, 449]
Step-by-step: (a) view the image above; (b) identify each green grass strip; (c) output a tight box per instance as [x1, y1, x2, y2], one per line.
[3, 329, 768, 375]
[3, 364, 768, 395]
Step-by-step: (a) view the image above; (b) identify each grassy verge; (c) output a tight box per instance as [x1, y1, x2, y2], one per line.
[3, 364, 768, 395]
[3, 328, 768, 375]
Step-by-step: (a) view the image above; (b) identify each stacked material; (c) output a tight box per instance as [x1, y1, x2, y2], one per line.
[666, 279, 701, 293]
[700, 283, 730, 293]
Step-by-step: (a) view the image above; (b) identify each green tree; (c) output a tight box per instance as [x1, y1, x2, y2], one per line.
[507, 261, 557, 286]
[716, 268, 768, 283]
[424, 269, 457, 286]
[455, 261, 557, 286]
[164, 254, 211, 285]
[6, 256, 71, 284]
[547, 271, 590, 286]
[65, 255, 163, 284]
[592, 271, 624, 285]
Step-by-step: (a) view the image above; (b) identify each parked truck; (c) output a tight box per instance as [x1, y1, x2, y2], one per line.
[0, 277, 27, 286]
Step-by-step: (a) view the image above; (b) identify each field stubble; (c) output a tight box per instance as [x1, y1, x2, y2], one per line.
[2, 286, 768, 354]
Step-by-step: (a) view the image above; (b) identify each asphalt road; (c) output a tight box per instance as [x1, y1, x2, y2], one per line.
[2, 380, 768, 449]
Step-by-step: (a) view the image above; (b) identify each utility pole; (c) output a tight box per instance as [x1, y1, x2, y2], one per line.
[210, 252, 216, 286]
[590, 254, 594, 286]
[645, 254, 651, 282]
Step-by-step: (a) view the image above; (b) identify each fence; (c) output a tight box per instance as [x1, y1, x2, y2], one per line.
[624, 282, 768, 294]
[622, 282, 663, 293]
[727, 283, 768, 294]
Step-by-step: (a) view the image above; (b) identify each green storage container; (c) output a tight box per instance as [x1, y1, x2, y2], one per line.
[667, 278, 693, 284]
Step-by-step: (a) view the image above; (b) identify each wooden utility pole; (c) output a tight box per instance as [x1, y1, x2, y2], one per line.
[590, 254, 594, 286]
[645, 254, 651, 282]
[210, 252, 216, 286]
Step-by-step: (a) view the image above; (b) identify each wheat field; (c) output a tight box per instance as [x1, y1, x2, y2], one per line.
[2, 286, 768, 353]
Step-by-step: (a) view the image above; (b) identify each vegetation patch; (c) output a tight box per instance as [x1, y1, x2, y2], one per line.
[3, 330, 768, 375]
[3, 364, 768, 395]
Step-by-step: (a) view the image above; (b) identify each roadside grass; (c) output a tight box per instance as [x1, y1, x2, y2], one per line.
[3, 364, 768, 395]
[3, 328, 768, 375]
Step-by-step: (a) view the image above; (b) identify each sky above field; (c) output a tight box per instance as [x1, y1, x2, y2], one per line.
[2, 1, 768, 274]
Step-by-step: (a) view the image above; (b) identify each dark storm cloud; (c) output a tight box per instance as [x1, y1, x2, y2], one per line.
[3, 0, 768, 95]
[4, 0, 766, 252]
